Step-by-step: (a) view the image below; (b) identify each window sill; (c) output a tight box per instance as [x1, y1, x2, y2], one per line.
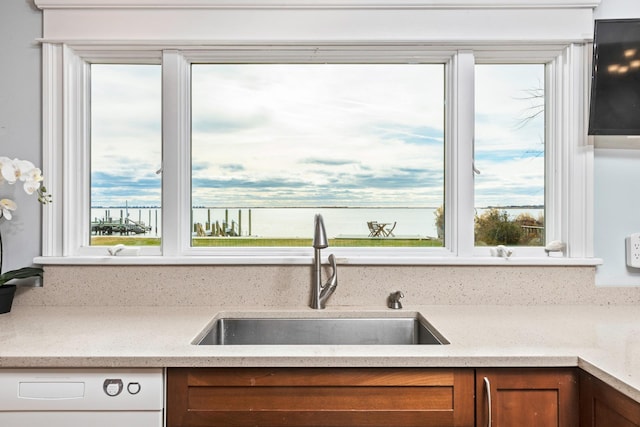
[34, 255, 603, 267]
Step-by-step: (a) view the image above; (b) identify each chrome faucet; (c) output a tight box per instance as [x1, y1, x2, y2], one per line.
[311, 214, 338, 309]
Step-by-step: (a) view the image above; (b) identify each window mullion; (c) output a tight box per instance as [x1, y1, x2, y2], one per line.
[447, 50, 476, 257]
[42, 43, 64, 257]
[546, 57, 561, 248]
[161, 50, 191, 257]
[549, 43, 593, 258]
[63, 46, 91, 256]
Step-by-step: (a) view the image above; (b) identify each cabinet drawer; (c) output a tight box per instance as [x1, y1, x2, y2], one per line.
[167, 367, 474, 427]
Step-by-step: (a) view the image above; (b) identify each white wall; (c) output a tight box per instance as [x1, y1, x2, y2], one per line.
[593, 0, 640, 285]
[0, 1, 42, 274]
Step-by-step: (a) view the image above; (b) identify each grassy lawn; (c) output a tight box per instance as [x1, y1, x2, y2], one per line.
[91, 236, 442, 247]
[91, 237, 162, 246]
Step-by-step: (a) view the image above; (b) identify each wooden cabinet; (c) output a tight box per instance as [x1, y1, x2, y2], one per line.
[167, 367, 475, 427]
[579, 369, 640, 427]
[168, 366, 640, 427]
[475, 368, 579, 427]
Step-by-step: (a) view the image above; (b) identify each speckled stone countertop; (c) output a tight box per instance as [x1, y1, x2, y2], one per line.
[1, 305, 639, 402]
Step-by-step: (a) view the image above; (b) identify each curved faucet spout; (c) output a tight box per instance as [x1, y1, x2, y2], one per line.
[313, 214, 328, 249]
[310, 215, 338, 309]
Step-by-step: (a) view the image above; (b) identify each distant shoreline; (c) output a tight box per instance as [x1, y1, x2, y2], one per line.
[91, 205, 544, 210]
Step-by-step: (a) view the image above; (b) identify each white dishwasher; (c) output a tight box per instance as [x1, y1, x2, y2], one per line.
[0, 368, 163, 427]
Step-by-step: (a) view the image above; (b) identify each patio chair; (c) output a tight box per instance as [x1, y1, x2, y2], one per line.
[367, 221, 380, 237]
[382, 221, 396, 237]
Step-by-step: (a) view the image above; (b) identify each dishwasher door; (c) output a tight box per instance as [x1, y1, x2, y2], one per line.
[0, 368, 163, 427]
[0, 411, 163, 426]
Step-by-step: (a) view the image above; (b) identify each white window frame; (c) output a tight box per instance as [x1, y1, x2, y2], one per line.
[35, 0, 600, 266]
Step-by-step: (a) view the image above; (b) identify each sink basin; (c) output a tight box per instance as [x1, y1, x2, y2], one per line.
[194, 314, 448, 345]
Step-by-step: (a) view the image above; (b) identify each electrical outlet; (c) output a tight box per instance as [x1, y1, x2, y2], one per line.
[626, 233, 640, 268]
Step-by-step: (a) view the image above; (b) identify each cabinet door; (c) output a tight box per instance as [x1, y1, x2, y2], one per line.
[167, 367, 474, 427]
[476, 368, 578, 427]
[579, 370, 640, 427]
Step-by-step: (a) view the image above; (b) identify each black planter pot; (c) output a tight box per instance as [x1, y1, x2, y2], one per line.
[0, 285, 17, 314]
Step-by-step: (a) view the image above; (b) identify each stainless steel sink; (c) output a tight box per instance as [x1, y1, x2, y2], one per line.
[194, 314, 448, 345]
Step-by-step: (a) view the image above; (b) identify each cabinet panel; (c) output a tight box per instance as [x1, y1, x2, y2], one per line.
[579, 370, 640, 427]
[476, 368, 578, 427]
[495, 389, 560, 425]
[167, 367, 475, 427]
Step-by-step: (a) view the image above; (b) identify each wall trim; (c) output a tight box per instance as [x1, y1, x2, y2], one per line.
[34, 0, 601, 10]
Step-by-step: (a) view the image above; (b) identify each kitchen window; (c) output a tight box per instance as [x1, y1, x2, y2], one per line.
[474, 64, 546, 248]
[90, 64, 162, 248]
[37, 0, 596, 264]
[190, 63, 445, 248]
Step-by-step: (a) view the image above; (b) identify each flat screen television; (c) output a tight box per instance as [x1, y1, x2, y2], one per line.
[588, 19, 640, 135]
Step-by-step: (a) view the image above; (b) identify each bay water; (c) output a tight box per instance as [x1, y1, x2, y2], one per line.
[91, 207, 543, 239]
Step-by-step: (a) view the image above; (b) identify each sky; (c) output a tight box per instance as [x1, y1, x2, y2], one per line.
[475, 64, 545, 207]
[91, 65, 162, 207]
[90, 62, 544, 209]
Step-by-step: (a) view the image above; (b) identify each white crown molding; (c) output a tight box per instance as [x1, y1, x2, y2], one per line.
[35, 0, 599, 43]
[37, 8, 597, 44]
[34, 0, 601, 10]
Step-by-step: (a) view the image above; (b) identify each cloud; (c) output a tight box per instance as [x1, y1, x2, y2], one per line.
[92, 171, 160, 189]
[91, 170, 161, 206]
[302, 158, 355, 166]
[220, 164, 246, 172]
[192, 176, 295, 189]
[192, 113, 270, 134]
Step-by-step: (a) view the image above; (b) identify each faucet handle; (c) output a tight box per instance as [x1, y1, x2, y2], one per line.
[323, 254, 338, 290]
[388, 291, 404, 309]
[317, 253, 338, 308]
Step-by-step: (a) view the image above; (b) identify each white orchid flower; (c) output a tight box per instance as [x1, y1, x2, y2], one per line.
[13, 159, 37, 182]
[20, 167, 44, 195]
[24, 166, 43, 182]
[0, 157, 17, 184]
[0, 158, 40, 184]
[0, 156, 51, 223]
[0, 198, 17, 220]
[23, 179, 42, 195]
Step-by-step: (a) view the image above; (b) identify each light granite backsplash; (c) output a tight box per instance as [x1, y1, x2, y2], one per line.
[12, 265, 640, 307]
